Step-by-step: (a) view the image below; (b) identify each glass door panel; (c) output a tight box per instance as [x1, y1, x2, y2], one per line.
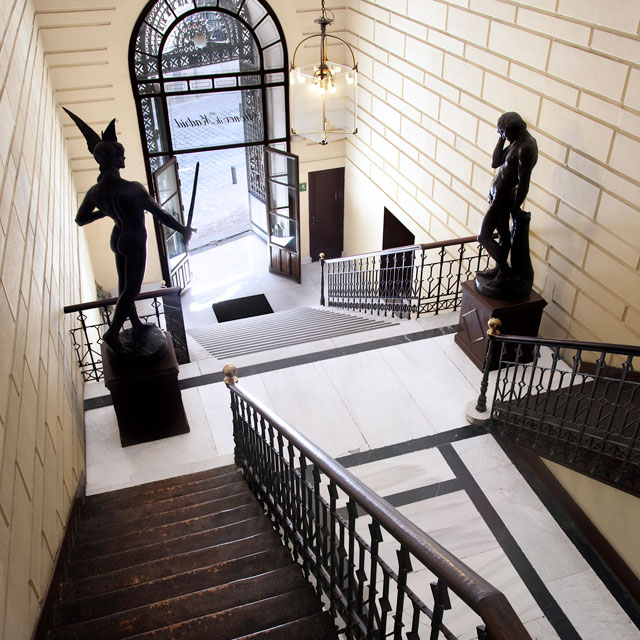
[153, 157, 191, 289]
[265, 147, 300, 283]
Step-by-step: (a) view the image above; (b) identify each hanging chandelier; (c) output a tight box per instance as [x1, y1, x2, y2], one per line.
[290, 1, 358, 145]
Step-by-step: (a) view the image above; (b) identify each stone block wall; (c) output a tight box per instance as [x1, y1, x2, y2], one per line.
[0, 1, 89, 637]
[345, 0, 640, 345]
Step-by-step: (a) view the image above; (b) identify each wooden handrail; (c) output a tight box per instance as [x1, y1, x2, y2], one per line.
[227, 378, 532, 640]
[63, 287, 181, 314]
[322, 234, 484, 263]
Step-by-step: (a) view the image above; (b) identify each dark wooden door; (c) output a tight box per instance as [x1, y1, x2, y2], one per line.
[265, 147, 301, 283]
[309, 167, 345, 261]
[381, 208, 415, 299]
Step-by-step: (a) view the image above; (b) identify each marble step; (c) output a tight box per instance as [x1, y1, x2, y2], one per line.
[49, 566, 310, 640]
[55, 545, 293, 627]
[188, 307, 399, 359]
[67, 516, 274, 580]
[61, 530, 283, 602]
[123, 587, 331, 640]
[78, 488, 254, 543]
[72, 502, 264, 561]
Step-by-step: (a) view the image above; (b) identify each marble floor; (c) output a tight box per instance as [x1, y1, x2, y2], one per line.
[82, 236, 640, 639]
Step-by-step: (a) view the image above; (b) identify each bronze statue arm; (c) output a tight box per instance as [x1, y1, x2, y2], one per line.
[75, 194, 106, 226]
[143, 194, 195, 243]
[491, 135, 507, 169]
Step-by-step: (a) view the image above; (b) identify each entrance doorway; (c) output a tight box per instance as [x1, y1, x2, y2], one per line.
[129, 1, 290, 294]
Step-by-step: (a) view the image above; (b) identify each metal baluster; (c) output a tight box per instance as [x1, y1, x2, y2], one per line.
[346, 498, 358, 638]
[452, 243, 465, 312]
[429, 579, 452, 640]
[328, 480, 339, 619]
[617, 357, 640, 484]
[320, 253, 326, 306]
[533, 346, 560, 448]
[312, 464, 324, 596]
[379, 572, 392, 638]
[287, 441, 301, 564]
[162, 288, 190, 363]
[416, 248, 426, 317]
[367, 521, 383, 635]
[299, 454, 311, 575]
[393, 546, 412, 639]
[434, 246, 446, 313]
[550, 348, 583, 456]
[77, 310, 102, 382]
[593, 354, 633, 479]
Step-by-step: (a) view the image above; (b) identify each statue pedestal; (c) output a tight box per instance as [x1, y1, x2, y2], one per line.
[455, 280, 547, 371]
[102, 332, 190, 447]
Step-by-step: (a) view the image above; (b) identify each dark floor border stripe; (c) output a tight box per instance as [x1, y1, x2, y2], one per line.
[439, 443, 582, 640]
[84, 323, 459, 411]
[337, 478, 464, 520]
[336, 425, 484, 468]
[495, 438, 640, 629]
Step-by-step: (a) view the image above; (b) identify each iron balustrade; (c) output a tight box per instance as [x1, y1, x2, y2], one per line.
[63, 287, 189, 383]
[480, 331, 640, 496]
[320, 235, 493, 319]
[224, 365, 532, 640]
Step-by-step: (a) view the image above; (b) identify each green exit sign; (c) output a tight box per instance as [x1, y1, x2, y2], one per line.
[299, 182, 307, 192]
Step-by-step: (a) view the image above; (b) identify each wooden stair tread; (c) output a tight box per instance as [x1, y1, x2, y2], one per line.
[68, 516, 274, 579]
[83, 467, 242, 515]
[123, 586, 326, 639]
[232, 612, 338, 639]
[55, 545, 294, 627]
[79, 481, 252, 532]
[49, 565, 309, 640]
[72, 502, 264, 561]
[61, 530, 283, 602]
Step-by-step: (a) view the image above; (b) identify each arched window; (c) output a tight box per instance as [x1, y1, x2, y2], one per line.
[129, 0, 289, 285]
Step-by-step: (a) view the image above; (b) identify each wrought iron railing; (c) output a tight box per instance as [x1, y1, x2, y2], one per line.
[320, 235, 493, 319]
[63, 287, 189, 382]
[477, 324, 640, 496]
[224, 365, 532, 640]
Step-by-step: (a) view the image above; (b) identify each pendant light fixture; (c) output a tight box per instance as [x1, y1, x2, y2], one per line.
[290, 1, 358, 145]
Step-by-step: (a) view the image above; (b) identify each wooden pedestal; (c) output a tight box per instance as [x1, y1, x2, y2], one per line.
[455, 280, 547, 371]
[102, 333, 190, 447]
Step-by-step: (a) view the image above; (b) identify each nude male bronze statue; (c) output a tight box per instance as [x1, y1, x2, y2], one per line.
[64, 108, 195, 353]
[477, 112, 538, 300]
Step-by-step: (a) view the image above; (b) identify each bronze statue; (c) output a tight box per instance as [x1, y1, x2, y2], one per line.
[477, 112, 538, 300]
[64, 108, 195, 354]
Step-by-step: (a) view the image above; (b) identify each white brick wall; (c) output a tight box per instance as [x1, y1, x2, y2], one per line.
[346, 0, 640, 345]
[0, 2, 88, 637]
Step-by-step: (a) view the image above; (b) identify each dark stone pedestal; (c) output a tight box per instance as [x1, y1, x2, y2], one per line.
[102, 332, 190, 447]
[455, 280, 547, 371]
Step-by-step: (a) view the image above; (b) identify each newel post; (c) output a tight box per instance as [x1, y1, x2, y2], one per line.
[476, 317, 501, 413]
[319, 252, 326, 306]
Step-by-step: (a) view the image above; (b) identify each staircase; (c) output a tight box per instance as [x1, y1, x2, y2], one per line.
[187, 307, 399, 360]
[47, 465, 338, 639]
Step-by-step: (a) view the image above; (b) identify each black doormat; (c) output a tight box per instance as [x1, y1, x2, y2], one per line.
[212, 294, 274, 323]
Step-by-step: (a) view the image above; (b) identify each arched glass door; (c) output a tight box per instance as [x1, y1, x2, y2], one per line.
[129, 0, 290, 288]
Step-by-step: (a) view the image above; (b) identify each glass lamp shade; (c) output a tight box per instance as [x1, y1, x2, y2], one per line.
[290, 61, 357, 144]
